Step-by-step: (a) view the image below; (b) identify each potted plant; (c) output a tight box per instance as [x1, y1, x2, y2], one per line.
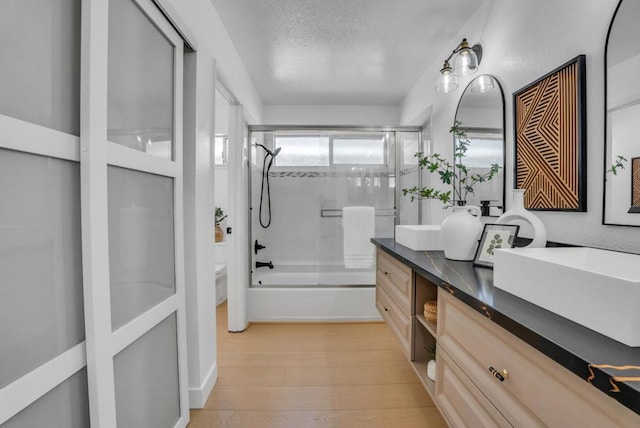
[402, 121, 501, 261]
[402, 121, 500, 206]
[426, 344, 437, 382]
[215, 207, 227, 243]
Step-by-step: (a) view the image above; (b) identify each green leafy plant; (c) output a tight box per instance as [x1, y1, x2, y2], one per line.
[215, 207, 227, 226]
[425, 344, 437, 361]
[607, 155, 628, 175]
[402, 121, 501, 206]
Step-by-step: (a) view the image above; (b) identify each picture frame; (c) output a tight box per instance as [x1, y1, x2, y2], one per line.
[473, 224, 520, 268]
[513, 55, 587, 211]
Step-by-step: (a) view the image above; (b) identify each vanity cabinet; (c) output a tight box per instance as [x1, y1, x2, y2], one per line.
[375, 250, 412, 359]
[436, 349, 510, 427]
[374, 247, 640, 427]
[438, 291, 638, 427]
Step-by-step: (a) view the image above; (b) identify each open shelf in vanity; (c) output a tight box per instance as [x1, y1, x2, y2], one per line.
[410, 273, 438, 397]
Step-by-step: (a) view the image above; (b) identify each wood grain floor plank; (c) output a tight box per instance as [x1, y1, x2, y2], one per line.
[204, 384, 433, 411]
[283, 365, 420, 386]
[217, 351, 327, 368]
[325, 349, 406, 367]
[188, 410, 233, 427]
[217, 336, 398, 353]
[215, 367, 286, 386]
[227, 408, 447, 428]
[188, 302, 446, 427]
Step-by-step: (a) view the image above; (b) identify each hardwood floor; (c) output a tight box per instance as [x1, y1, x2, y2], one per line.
[188, 302, 446, 428]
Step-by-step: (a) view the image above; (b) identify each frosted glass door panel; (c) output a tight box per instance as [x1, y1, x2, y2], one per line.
[0, 149, 84, 389]
[398, 131, 420, 225]
[114, 314, 180, 427]
[108, 166, 175, 330]
[0, 0, 81, 135]
[2, 369, 89, 428]
[107, 0, 175, 159]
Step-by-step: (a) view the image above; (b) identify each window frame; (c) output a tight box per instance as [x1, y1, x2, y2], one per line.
[272, 131, 389, 168]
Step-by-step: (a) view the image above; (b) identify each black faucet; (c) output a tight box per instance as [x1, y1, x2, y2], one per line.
[256, 261, 274, 269]
[480, 200, 503, 217]
[254, 240, 266, 254]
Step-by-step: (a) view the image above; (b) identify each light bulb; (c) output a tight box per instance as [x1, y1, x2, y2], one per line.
[435, 61, 458, 93]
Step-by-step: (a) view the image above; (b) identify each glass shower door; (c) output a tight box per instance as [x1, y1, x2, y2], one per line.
[250, 128, 397, 287]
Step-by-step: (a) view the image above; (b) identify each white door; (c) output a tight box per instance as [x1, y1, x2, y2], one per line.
[0, 0, 190, 426]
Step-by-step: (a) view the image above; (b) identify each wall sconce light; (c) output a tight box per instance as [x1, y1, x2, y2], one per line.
[435, 38, 483, 93]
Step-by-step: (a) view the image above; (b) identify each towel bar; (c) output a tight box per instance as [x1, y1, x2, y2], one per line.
[320, 208, 396, 218]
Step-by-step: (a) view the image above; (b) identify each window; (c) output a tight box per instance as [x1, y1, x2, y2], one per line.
[333, 138, 384, 164]
[274, 136, 330, 166]
[273, 133, 387, 167]
[214, 136, 228, 165]
[465, 130, 503, 168]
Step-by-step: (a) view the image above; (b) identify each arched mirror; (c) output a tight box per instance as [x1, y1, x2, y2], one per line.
[604, 0, 640, 226]
[454, 74, 505, 216]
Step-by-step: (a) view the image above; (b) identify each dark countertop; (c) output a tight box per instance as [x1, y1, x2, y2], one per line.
[372, 238, 640, 416]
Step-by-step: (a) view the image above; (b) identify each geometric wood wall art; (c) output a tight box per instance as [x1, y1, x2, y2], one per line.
[513, 55, 587, 211]
[630, 157, 640, 213]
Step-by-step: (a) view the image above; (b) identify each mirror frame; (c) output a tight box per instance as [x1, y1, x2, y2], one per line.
[603, 0, 640, 227]
[453, 74, 506, 216]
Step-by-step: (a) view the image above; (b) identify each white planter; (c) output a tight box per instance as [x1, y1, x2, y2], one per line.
[496, 189, 547, 248]
[440, 205, 483, 261]
[427, 359, 436, 381]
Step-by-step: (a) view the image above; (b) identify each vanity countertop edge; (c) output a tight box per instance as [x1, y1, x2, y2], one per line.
[371, 237, 640, 416]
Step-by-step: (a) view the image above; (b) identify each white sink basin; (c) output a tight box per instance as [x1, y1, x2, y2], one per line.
[395, 225, 443, 251]
[494, 247, 640, 347]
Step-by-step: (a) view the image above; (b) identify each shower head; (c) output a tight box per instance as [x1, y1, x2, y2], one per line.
[254, 143, 281, 157]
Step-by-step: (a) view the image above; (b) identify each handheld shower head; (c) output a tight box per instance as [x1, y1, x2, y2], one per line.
[255, 142, 281, 228]
[254, 143, 282, 157]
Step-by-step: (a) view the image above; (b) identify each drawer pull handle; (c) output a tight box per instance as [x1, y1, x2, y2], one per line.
[383, 306, 391, 312]
[384, 271, 391, 276]
[489, 366, 508, 382]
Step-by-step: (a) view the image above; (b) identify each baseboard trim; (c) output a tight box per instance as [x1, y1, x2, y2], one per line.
[188, 363, 217, 409]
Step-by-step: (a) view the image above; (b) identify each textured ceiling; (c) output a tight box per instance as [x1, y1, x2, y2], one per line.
[209, 0, 484, 105]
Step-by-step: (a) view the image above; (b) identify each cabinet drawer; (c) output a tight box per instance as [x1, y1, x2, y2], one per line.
[376, 249, 412, 312]
[376, 283, 411, 359]
[436, 347, 511, 428]
[438, 291, 640, 427]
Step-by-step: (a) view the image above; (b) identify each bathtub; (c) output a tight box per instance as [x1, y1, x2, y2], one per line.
[252, 266, 375, 287]
[248, 265, 381, 321]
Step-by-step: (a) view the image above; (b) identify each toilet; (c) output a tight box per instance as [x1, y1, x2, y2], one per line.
[214, 243, 227, 305]
[215, 263, 227, 305]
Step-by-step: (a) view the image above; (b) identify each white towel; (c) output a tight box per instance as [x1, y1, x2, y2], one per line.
[342, 206, 375, 269]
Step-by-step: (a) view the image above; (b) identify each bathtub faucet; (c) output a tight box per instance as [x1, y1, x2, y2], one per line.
[256, 261, 274, 269]
[254, 240, 266, 254]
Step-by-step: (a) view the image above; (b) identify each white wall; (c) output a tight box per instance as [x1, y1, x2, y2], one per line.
[400, 0, 640, 253]
[182, 53, 218, 409]
[159, 0, 263, 409]
[214, 91, 230, 135]
[263, 105, 399, 126]
[158, 0, 263, 123]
